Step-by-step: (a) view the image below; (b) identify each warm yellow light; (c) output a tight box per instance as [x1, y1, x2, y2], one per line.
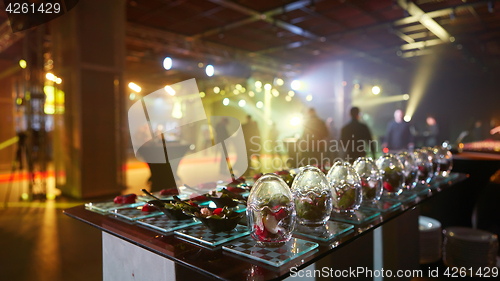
[233, 89, 239, 95]
[404, 115, 411, 122]
[403, 94, 410, 100]
[291, 80, 301, 90]
[285, 96, 292, 102]
[46, 73, 55, 81]
[238, 99, 246, 107]
[235, 84, 242, 90]
[220, 90, 226, 95]
[372, 86, 381, 95]
[223, 98, 229, 106]
[256, 101, 263, 108]
[354, 84, 360, 89]
[255, 81, 262, 88]
[55, 77, 62, 84]
[264, 83, 272, 91]
[19, 60, 27, 69]
[256, 88, 262, 93]
[276, 78, 284, 86]
[271, 89, 279, 97]
[248, 91, 254, 97]
[198, 62, 204, 68]
[200, 92, 205, 98]
[240, 87, 246, 93]
[164, 85, 175, 96]
[128, 82, 141, 93]
[129, 93, 136, 100]
[306, 94, 313, 101]
[213, 86, 220, 94]
[290, 116, 301, 126]
[21, 193, 29, 200]
[16, 98, 22, 105]
[288, 91, 295, 97]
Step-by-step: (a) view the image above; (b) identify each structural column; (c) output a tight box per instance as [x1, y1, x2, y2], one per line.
[50, 0, 126, 198]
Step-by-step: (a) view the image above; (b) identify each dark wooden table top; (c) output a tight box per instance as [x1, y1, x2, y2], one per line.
[64, 173, 467, 281]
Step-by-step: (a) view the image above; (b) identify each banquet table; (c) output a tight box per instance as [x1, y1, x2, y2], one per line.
[65, 173, 467, 281]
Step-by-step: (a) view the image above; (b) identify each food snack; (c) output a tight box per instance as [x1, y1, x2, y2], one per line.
[113, 194, 137, 204]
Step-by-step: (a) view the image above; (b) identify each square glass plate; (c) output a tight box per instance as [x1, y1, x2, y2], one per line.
[223, 237, 319, 267]
[136, 216, 200, 233]
[294, 221, 354, 242]
[174, 224, 250, 247]
[84, 201, 143, 213]
[109, 207, 163, 221]
[382, 191, 417, 203]
[413, 184, 432, 196]
[360, 199, 401, 213]
[330, 209, 380, 225]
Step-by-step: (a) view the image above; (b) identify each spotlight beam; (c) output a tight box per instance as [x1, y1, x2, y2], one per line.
[354, 95, 409, 107]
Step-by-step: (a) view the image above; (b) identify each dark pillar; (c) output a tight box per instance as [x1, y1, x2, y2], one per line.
[51, 0, 126, 198]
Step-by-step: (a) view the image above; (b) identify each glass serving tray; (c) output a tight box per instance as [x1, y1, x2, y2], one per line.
[84, 201, 143, 213]
[294, 221, 354, 242]
[136, 216, 200, 233]
[330, 209, 380, 225]
[413, 184, 432, 196]
[109, 206, 163, 221]
[382, 191, 418, 203]
[223, 237, 319, 267]
[174, 224, 250, 247]
[360, 199, 401, 213]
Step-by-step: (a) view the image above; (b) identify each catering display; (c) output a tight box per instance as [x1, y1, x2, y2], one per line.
[77, 159, 463, 275]
[391, 151, 418, 203]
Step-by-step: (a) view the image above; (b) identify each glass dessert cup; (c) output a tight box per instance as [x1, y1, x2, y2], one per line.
[327, 162, 380, 224]
[413, 149, 434, 185]
[433, 145, 453, 178]
[291, 165, 333, 226]
[376, 154, 406, 202]
[247, 174, 296, 247]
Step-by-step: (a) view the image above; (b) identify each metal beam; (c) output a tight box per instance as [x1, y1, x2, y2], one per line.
[192, 0, 323, 39]
[397, 0, 451, 42]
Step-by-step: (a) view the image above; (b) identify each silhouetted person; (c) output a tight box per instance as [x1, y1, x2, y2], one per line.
[341, 107, 376, 162]
[242, 115, 260, 174]
[383, 109, 413, 151]
[423, 115, 439, 147]
[301, 108, 328, 165]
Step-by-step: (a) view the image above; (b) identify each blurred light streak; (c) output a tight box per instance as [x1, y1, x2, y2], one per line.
[405, 54, 439, 119]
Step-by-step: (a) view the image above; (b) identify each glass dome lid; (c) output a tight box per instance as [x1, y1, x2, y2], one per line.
[291, 165, 333, 226]
[376, 154, 405, 195]
[326, 161, 362, 212]
[396, 151, 418, 190]
[353, 157, 383, 203]
[246, 173, 296, 245]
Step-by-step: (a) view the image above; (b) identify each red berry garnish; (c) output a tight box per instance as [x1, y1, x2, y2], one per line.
[383, 182, 393, 192]
[253, 173, 263, 180]
[273, 209, 288, 221]
[159, 189, 178, 196]
[141, 204, 158, 212]
[213, 208, 223, 216]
